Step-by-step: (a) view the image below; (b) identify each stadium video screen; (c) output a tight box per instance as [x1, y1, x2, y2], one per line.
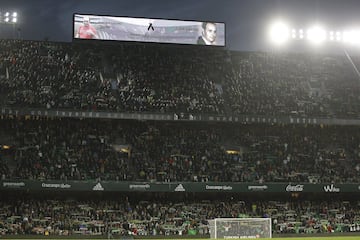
[73, 14, 225, 47]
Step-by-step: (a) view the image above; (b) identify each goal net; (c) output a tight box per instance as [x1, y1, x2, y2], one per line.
[208, 218, 272, 239]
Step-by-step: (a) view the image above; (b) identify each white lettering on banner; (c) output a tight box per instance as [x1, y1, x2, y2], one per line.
[3, 182, 25, 187]
[324, 184, 340, 192]
[286, 184, 304, 192]
[248, 185, 268, 191]
[129, 184, 150, 189]
[206, 185, 233, 190]
[41, 183, 71, 189]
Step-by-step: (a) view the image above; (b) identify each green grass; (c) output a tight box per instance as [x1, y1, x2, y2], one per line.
[225, 238, 360, 240]
[210, 238, 360, 240]
[2, 238, 360, 240]
[145, 238, 360, 240]
[141, 238, 360, 240]
[270, 238, 360, 240]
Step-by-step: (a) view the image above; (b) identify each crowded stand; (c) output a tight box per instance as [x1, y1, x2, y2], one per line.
[0, 118, 358, 183]
[1, 39, 360, 118]
[106, 45, 226, 113]
[1, 38, 360, 239]
[0, 196, 359, 236]
[0, 39, 225, 114]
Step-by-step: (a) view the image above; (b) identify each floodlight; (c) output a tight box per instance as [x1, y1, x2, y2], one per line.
[269, 21, 290, 45]
[265, 18, 360, 46]
[298, 29, 304, 39]
[335, 32, 342, 41]
[343, 30, 360, 44]
[307, 26, 326, 44]
[343, 31, 352, 43]
[0, 11, 18, 24]
[353, 31, 360, 44]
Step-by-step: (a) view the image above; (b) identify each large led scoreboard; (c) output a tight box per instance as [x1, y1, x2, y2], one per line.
[73, 14, 225, 47]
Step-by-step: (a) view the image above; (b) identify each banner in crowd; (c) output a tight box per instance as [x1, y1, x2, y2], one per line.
[2, 107, 360, 126]
[1, 180, 359, 193]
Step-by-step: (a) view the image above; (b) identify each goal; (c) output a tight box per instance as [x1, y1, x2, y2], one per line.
[208, 218, 272, 239]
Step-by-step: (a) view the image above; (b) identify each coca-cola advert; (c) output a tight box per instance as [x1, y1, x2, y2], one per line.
[286, 184, 304, 192]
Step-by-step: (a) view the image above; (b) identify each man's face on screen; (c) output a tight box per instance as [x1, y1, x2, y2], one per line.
[204, 23, 217, 43]
[83, 18, 90, 26]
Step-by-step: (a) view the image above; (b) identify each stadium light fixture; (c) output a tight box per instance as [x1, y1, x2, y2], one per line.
[266, 19, 360, 46]
[0, 11, 18, 24]
[343, 31, 351, 43]
[353, 31, 360, 44]
[343, 30, 360, 44]
[307, 26, 326, 44]
[299, 29, 304, 39]
[269, 21, 290, 45]
[336, 31, 342, 41]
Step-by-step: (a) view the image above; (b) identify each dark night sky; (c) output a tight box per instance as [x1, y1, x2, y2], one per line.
[2, 0, 360, 51]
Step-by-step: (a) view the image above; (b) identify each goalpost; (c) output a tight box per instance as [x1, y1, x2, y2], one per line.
[208, 218, 272, 239]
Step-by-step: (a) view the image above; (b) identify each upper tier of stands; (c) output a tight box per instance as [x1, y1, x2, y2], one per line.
[0, 39, 360, 118]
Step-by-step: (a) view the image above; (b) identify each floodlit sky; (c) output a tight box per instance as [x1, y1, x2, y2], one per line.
[2, 0, 360, 51]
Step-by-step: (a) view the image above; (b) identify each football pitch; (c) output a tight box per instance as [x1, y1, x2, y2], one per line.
[5, 238, 360, 240]
[219, 238, 360, 240]
[2, 238, 360, 240]
[166, 238, 359, 240]
[270, 237, 360, 240]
